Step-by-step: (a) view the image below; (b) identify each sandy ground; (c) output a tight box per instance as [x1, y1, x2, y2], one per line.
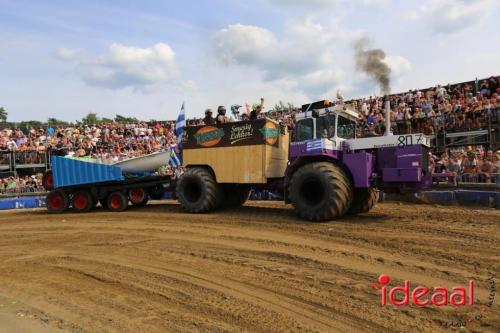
[0, 201, 498, 333]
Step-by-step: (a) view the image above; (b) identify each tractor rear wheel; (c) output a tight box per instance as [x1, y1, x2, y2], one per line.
[176, 167, 222, 213]
[129, 188, 149, 206]
[348, 188, 379, 215]
[289, 162, 353, 221]
[46, 190, 69, 213]
[106, 192, 128, 212]
[222, 185, 250, 208]
[71, 190, 94, 213]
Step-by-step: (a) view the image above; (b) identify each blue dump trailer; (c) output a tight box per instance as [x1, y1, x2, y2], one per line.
[43, 155, 174, 213]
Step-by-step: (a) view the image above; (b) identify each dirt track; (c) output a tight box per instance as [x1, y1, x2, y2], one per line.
[0, 201, 498, 333]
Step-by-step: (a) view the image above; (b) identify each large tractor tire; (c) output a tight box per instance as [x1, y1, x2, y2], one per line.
[129, 188, 149, 206]
[289, 162, 353, 221]
[71, 190, 94, 213]
[106, 191, 128, 212]
[222, 185, 250, 208]
[176, 167, 222, 213]
[348, 188, 379, 215]
[46, 190, 69, 213]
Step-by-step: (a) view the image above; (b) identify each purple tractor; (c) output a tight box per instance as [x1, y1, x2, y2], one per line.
[177, 99, 432, 221]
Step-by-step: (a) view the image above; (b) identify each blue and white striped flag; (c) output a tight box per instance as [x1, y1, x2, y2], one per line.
[176, 102, 186, 147]
[168, 150, 182, 168]
[174, 102, 186, 165]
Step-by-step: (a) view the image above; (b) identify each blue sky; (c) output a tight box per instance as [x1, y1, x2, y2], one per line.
[1, 0, 499, 121]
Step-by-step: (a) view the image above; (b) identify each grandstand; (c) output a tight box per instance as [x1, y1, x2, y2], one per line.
[1, 76, 499, 194]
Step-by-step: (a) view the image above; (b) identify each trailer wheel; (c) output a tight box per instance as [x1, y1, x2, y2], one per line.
[348, 188, 379, 215]
[289, 162, 353, 221]
[106, 192, 128, 212]
[71, 190, 94, 213]
[223, 185, 250, 207]
[42, 170, 54, 191]
[129, 188, 148, 206]
[46, 190, 68, 213]
[176, 167, 222, 213]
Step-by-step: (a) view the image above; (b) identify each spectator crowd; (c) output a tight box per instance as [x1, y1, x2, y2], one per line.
[264, 76, 500, 138]
[1, 76, 499, 194]
[0, 175, 43, 194]
[430, 148, 500, 185]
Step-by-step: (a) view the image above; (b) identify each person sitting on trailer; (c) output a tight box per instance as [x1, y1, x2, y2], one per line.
[216, 106, 231, 124]
[203, 109, 215, 125]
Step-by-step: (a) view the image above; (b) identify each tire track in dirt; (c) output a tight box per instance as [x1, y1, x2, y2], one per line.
[0, 201, 498, 332]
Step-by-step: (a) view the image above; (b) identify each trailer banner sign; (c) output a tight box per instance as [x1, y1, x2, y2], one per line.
[183, 119, 279, 149]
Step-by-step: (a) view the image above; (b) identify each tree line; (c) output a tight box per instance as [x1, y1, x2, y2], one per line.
[0, 106, 143, 129]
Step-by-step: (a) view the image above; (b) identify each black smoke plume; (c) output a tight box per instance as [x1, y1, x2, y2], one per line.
[354, 37, 391, 95]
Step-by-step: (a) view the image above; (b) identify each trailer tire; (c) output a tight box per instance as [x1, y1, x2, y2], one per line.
[176, 167, 222, 213]
[129, 188, 149, 206]
[223, 185, 250, 207]
[348, 188, 379, 215]
[46, 190, 69, 213]
[106, 192, 128, 212]
[42, 170, 54, 191]
[289, 162, 352, 221]
[71, 190, 94, 213]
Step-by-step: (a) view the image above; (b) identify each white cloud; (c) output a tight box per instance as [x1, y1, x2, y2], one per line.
[55, 43, 179, 90]
[414, 0, 496, 34]
[383, 55, 413, 78]
[213, 20, 354, 97]
[213, 19, 415, 99]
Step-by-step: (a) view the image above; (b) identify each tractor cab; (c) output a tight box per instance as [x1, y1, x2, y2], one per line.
[294, 100, 359, 150]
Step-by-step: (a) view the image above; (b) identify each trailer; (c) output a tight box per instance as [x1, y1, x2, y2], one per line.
[43, 152, 175, 213]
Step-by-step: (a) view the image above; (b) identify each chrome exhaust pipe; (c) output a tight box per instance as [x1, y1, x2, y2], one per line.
[384, 96, 392, 136]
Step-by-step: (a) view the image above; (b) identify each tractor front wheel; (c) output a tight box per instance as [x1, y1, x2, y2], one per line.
[176, 167, 222, 213]
[289, 162, 353, 221]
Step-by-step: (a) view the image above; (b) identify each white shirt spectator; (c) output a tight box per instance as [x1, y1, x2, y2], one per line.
[361, 102, 369, 116]
[7, 139, 18, 151]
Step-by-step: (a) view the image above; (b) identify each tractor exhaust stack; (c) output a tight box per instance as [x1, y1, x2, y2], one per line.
[384, 96, 392, 136]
